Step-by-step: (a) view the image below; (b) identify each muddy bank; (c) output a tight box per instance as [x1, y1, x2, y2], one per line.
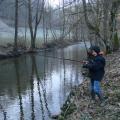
[0, 45, 43, 60]
[58, 50, 120, 120]
[0, 45, 27, 59]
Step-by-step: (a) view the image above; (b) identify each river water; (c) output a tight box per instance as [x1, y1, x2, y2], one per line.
[0, 43, 88, 120]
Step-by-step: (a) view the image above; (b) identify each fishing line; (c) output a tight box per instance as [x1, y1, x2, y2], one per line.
[37, 53, 87, 63]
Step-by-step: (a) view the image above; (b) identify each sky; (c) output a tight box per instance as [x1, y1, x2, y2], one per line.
[48, 0, 61, 8]
[48, 0, 84, 8]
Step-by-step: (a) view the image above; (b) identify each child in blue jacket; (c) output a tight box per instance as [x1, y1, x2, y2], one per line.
[83, 46, 106, 101]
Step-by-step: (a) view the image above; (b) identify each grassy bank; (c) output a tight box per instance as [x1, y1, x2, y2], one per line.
[58, 50, 120, 120]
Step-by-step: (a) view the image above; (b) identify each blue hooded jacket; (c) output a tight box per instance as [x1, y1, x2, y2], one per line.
[84, 55, 105, 81]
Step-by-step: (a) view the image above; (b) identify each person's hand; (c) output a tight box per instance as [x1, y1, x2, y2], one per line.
[82, 61, 88, 64]
[82, 61, 88, 68]
[99, 51, 105, 56]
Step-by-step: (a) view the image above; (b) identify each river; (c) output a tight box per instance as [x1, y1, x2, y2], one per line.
[0, 43, 88, 120]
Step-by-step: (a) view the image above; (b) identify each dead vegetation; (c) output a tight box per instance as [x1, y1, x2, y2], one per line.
[60, 50, 120, 120]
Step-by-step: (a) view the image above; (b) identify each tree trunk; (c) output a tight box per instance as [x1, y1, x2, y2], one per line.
[110, 1, 119, 51]
[14, 0, 19, 51]
[28, 0, 44, 51]
[28, 0, 35, 50]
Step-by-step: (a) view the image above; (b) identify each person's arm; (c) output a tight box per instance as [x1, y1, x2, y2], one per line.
[83, 58, 105, 70]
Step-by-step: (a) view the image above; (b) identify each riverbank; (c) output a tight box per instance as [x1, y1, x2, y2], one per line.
[0, 40, 82, 60]
[0, 44, 44, 60]
[58, 50, 120, 120]
[0, 45, 28, 59]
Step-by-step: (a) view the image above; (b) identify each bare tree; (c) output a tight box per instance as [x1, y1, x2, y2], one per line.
[82, 0, 103, 42]
[14, 0, 19, 51]
[101, 0, 111, 52]
[109, 0, 120, 51]
[81, 0, 120, 52]
[28, 0, 44, 51]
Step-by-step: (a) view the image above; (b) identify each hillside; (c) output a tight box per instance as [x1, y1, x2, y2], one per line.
[0, 19, 14, 33]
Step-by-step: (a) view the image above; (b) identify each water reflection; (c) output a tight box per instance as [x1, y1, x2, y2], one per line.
[30, 55, 35, 120]
[14, 59, 24, 120]
[0, 44, 87, 120]
[0, 104, 7, 120]
[31, 54, 51, 120]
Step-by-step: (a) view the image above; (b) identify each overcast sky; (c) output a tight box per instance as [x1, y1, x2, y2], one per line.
[48, 0, 61, 8]
[48, 0, 84, 8]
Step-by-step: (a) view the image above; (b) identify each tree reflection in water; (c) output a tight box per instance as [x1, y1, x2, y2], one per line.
[0, 104, 7, 120]
[14, 59, 24, 120]
[30, 54, 51, 120]
[0, 44, 87, 120]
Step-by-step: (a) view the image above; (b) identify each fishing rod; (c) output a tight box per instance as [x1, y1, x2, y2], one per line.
[37, 54, 87, 63]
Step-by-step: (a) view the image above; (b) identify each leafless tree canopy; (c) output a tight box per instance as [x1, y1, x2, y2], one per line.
[0, 0, 120, 52]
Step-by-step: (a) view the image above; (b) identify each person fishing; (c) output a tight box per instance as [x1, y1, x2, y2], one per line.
[83, 46, 106, 102]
